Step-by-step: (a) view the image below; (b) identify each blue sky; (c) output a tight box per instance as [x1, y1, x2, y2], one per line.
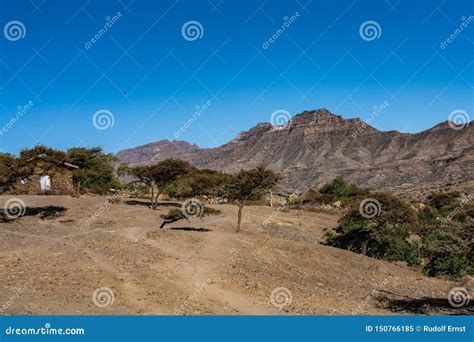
[0, 0, 473, 155]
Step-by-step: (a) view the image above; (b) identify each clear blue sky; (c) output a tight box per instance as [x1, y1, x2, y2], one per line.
[0, 0, 473, 155]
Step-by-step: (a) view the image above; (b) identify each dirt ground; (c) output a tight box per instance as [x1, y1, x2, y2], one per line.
[0, 195, 472, 315]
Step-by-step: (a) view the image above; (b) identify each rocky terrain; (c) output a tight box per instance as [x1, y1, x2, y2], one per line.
[116, 109, 473, 193]
[1, 195, 471, 315]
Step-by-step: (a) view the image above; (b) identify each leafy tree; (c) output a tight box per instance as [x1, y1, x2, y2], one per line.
[421, 229, 471, 279]
[20, 145, 66, 163]
[326, 190, 473, 279]
[66, 147, 119, 193]
[129, 159, 192, 208]
[222, 166, 280, 232]
[164, 169, 231, 199]
[0, 153, 21, 192]
[319, 176, 368, 198]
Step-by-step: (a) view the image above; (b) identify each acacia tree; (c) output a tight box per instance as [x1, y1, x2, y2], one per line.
[129, 159, 192, 208]
[0, 153, 22, 192]
[164, 169, 231, 199]
[223, 166, 280, 232]
[128, 165, 157, 207]
[66, 147, 119, 193]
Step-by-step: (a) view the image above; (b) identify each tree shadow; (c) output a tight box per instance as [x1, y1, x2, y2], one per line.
[169, 227, 213, 232]
[0, 206, 67, 222]
[377, 295, 473, 315]
[124, 200, 181, 208]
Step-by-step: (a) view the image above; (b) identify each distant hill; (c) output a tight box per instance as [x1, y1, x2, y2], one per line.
[116, 108, 473, 193]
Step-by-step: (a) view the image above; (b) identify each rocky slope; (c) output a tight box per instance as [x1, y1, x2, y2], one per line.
[116, 109, 473, 193]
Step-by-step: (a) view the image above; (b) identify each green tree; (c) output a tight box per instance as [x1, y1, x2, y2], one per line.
[129, 159, 192, 208]
[0, 153, 21, 192]
[326, 193, 419, 262]
[66, 147, 119, 193]
[164, 169, 231, 199]
[319, 176, 368, 198]
[222, 166, 280, 232]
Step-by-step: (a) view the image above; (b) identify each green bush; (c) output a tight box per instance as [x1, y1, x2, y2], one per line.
[325, 191, 473, 279]
[421, 229, 471, 279]
[426, 192, 460, 216]
[417, 205, 439, 224]
[319, 176, 368, 198]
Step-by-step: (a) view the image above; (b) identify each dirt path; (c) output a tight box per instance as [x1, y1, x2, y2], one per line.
[0, 195, 471, 315]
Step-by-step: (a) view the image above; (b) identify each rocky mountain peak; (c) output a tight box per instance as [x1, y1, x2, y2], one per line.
[116, 108, 473, 193]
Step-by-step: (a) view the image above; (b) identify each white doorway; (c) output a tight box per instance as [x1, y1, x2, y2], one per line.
[40, 175, 51, 191]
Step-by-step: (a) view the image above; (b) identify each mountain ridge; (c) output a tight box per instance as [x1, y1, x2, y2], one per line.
[116, 109, 473, 193]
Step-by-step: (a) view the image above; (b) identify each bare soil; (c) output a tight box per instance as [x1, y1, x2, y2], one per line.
[0, 195, 472, 315]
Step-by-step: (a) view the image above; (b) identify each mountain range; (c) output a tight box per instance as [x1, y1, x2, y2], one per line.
[116, 109, 473, 194]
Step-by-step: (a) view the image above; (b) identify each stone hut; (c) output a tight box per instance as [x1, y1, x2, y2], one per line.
[14, 159, 78, 195]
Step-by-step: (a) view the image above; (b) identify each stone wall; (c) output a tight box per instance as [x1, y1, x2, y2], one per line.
[13, 166, 74, 195]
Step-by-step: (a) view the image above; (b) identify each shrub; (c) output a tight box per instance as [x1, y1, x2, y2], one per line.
[326, 190, 473, 279]
[319, 176, 368, 198]
[420, 229, 471, 279]
[426, 191, 460, 216]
